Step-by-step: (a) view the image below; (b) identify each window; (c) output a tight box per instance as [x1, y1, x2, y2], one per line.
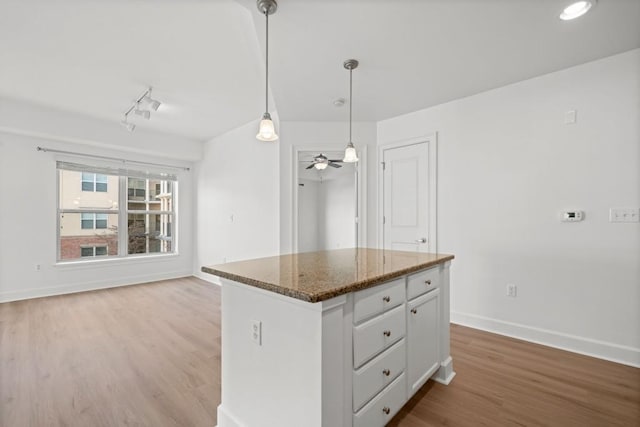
[81, 246, 108, 257]
[80, 213, 108, 229]
[81, 172, 108, 192]
[58, 161, 177, 261]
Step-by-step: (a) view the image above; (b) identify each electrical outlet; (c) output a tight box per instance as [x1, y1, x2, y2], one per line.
[507, 284, 517, 298]
[251, 320, 262, 345]
[35, 264, 41, 271]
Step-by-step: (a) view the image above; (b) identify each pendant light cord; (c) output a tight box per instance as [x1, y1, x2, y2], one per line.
[349, 67, 353, 143]
[265, 11, 269, 114]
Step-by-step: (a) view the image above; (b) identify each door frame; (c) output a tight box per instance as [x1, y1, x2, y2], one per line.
[291, 144, 367, 253]
[378, 133, 438, 253]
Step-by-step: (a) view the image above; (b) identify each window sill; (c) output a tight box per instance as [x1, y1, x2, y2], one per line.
[54, 253, 180, 269]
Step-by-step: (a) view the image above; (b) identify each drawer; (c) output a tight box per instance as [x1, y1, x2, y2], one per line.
[354, 278, 406, 324]
[353, 338, 406, 412]
[353, 304, 406, 369]
[407, 267, 440, 300]
[353, 372, 407, 427]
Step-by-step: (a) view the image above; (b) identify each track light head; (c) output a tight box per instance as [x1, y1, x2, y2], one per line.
[140, 95, 161, 111]
[121, 119, 136, 132]
[134, 107, 151, 120]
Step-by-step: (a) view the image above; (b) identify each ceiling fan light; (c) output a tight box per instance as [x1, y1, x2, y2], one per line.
[314, 162, 328, 170]
[256, 113, 278, 141]
[343, 142, 358, 163]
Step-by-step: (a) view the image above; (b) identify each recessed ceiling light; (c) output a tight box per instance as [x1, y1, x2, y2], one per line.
[560, 0, 596, 20]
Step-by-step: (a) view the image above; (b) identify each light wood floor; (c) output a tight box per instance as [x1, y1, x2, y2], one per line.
[1, 277, 638, 426]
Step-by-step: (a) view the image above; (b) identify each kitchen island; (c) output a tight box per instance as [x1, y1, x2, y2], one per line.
[202, 248, 454, 427]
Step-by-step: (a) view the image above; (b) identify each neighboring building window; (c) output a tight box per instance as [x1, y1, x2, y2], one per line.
[80, 213, 108, 229]
[81, 246, 108, 257]
[57, 161, 177, 262]
[81, 172, 108, 192]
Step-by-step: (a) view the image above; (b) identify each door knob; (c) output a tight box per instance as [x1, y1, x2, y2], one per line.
[415, 238, 427, 243]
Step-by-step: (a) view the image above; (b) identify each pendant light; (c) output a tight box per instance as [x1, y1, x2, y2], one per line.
[256, 0, 279, 142]
[343, 59, 359, 162]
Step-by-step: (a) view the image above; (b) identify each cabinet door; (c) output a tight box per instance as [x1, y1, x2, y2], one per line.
[407, 288, 440, 396]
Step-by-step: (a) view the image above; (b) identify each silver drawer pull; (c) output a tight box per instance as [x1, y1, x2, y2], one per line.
[425, 279, 432, 285]
[382, 296, 390, 303]
[382, 369, 390, 376]
[382, 406, 390, 415]
[411, 308, 417, 314]
[383, 330, 391, 337]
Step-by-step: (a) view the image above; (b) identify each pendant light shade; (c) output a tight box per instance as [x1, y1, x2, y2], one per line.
[256, 0, 279, 142]
[343, 59, 359, 163]
[257, 112, 278, 141]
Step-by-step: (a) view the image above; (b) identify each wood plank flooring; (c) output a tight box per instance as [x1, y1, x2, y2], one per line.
[1, 277, 638, 426]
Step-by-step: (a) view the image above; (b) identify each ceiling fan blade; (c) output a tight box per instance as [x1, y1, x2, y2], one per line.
[328, 162, 342, 168]
[305, 164, 315, 170]
[328, 160, 343, 163]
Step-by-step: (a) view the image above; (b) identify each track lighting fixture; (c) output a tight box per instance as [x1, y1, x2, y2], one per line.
[256, 0, 279, 142]
[120, 87, 162, 132]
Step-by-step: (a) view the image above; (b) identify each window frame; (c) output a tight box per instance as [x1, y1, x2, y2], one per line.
[56, 162, 178, 263]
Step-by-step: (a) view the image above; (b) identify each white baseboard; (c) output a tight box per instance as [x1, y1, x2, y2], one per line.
[0, 269, 193, 303]
[451, 311, 640, 368]
[193, 270, 221, 285]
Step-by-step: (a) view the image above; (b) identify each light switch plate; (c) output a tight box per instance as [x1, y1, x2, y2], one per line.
[609, 208, 640, 223]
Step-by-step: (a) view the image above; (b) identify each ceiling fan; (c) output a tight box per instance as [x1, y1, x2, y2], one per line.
[304, 153, 343, 170]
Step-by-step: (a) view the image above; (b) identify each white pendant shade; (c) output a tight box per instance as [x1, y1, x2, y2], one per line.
[343, 142, 358, 163]
[256, 1, 279, 142]
[256, 116, 278, 141]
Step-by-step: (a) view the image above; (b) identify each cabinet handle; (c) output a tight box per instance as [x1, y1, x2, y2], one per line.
[383, 330, 391, 337]
[382, 407, 391, 415]
[411, 308, 417, 314]
[382, 296, 390, 303]
[425, 279, 432, 285]
[382, 369, 390, 376]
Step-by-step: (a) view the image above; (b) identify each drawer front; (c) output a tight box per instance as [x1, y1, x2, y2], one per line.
[353, 372, 407, 427]
[353, 304, 406, 369]
[353, 338, 406, 412]
[353, 278, 405, 324]
[407, 267, 440, 300]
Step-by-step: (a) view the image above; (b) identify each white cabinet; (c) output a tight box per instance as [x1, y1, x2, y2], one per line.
[351, 265, 447, 427]
[407, 288, 440, 395]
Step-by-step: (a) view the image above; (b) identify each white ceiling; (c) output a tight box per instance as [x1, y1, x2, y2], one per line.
[1, 0, 639, 141]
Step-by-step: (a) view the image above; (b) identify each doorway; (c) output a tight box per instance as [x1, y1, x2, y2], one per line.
[379, 135, 437, 253]
[292, 146, 366, 253]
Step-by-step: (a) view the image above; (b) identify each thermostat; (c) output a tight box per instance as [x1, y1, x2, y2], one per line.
[561, 211, 584, 222]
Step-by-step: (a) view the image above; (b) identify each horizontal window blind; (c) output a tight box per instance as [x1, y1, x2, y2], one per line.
[57, 161, 178, 181]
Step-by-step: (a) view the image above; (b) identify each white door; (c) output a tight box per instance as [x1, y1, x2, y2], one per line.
[382, 141, 432, 252]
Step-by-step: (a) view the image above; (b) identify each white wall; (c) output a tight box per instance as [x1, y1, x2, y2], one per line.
[279, 121, 377, 253]
[0, 98, 200, 302]
[321, 172, 356, 250]
[298, 179, 319, 253]
[377, 49, 640, 366]
[194, 120, 280, 282]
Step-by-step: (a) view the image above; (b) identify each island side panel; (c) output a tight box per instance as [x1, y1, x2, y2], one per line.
[218, 279, 348, 427]
[432, 260, 455, 384]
